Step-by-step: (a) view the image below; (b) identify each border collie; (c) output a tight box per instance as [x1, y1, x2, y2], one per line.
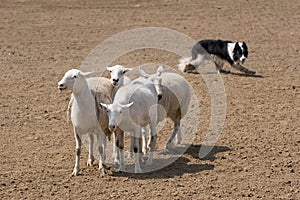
[178, 39, 256, 75]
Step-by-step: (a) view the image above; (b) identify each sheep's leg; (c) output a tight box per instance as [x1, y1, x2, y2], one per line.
[165, 121, 180, 150]
[175, 123, 181, 145]
[115, 127, 125, 172]
[141, 127, 148, 154]
[96, 129, 109, 175]
[146, 123, 157, 166]
[112, 132, 119, 165]
[127, 135, 134, 158]
[87, 133, 94, 166]
[133, 129, 142, 173]
[72, 128, 81, 176]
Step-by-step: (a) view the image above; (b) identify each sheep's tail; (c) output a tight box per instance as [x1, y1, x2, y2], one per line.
[178, 56, 192, 72]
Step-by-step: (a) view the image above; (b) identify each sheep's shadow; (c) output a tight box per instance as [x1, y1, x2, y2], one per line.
[111, 144, 230, 179]
[185, 144, 231, 161]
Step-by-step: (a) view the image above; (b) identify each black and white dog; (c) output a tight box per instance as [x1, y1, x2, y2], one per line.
[178, 39, 256, 75]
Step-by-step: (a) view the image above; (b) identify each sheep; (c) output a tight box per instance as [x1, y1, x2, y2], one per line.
[106, 65, 132, 98]
[106, 65, 152, 160]
[67, 77, 114, 139]
[106, 65, 133, 162]
[139, 66, 191, 149]
[100, 78, 158, 173]
[58, 69, 110, 176]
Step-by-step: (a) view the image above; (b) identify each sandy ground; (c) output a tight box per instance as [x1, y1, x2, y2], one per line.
[0, 0, 299, 199]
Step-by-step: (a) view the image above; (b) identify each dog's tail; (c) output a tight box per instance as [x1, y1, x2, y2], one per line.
[178, 56, 192, 72]
[178, 54, 205, 73]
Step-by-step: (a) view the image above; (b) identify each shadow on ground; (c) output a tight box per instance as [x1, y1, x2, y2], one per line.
[111, 144, 230, 179]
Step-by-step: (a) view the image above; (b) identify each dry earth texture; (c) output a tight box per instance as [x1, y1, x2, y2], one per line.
[0, 0, 299, 199]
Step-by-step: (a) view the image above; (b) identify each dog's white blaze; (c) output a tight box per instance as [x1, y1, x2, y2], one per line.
[227, 43, 235, 62]
[238, 42, 246, 62]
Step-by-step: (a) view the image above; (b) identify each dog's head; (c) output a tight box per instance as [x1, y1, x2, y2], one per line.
[233, 42, 248, 64]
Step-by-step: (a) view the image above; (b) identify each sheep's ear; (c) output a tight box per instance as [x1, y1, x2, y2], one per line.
[138, 66, 149, 78]
[80, 71, 94, 77]
[122, 68, 133, 74]
[121, 102, 133, 109]
[100, 103, 108, 109]
[157, 66, 163, 76]
[106, 67, 112, 71]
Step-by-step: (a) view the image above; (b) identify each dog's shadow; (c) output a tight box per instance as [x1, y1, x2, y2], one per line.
[227, 72, 265, 78]
[111, 144, 230, 180]
[186, 70, 265, 78]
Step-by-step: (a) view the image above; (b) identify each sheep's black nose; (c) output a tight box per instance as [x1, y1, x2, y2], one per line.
[113, 78, 119, 82]
[158, 94, 162, 100]
[58, 84, 65, 90]
[109, 125, 116, 131]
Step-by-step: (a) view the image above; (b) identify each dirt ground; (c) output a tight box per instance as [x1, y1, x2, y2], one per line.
[0, 0, 299, 199]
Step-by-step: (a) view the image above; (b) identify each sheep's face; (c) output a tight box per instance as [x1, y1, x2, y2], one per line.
[150, 76, 163, 100]
[139, 66, 163, 100]
[58, 69, 93, 91]
[58, 69, 80, 91]
[101, 102, 133, 132]
[106, 65, 132, 87]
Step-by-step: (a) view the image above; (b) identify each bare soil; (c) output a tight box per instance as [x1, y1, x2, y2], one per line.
[0, 0, 299, 199]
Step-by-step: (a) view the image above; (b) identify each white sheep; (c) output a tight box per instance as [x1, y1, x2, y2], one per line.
[101, 78, 158, 173]
[106, 65, 133, 163]
[58, 69, 110, 176]
[106, 65, 132, 98]
[67, 77, 114, 139]
[139, 66, 191, 149]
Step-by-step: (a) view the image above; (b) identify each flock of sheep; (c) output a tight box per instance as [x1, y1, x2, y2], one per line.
[58, 65, 191, 175]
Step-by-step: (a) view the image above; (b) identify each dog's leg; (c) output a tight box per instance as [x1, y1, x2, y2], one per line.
[232, 63, 256, 75]
[212, 55, 230, 74]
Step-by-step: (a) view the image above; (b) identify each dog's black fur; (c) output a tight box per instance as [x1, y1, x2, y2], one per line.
[179, 39, 255, 75]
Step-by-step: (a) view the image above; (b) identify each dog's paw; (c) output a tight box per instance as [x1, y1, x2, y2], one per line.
[219, 69, 231, 74]
[246, 70, 256, 75]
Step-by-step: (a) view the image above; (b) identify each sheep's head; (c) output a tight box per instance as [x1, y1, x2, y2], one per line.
[139, 66, 163, 100]
[58, 69, 93, 91]
[106, 65, 132, 87]
[100, 102, 134, 132]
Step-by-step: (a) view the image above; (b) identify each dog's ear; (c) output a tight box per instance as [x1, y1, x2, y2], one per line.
[242, 42, 248, 50]
[242, 42, 248, 57]
[234, 42, 240, 50]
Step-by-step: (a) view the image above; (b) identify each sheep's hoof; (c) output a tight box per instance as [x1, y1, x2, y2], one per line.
[118, 170, 125, 174]
[71, 168, 80, 176]
[113, 161, 120, 168]
[101, 168, 108, 175]
[119, 165, 125, 172]
[99, 164, 111, 175]
[142, 147, 147, 155]
[86, 158, 94, 166]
